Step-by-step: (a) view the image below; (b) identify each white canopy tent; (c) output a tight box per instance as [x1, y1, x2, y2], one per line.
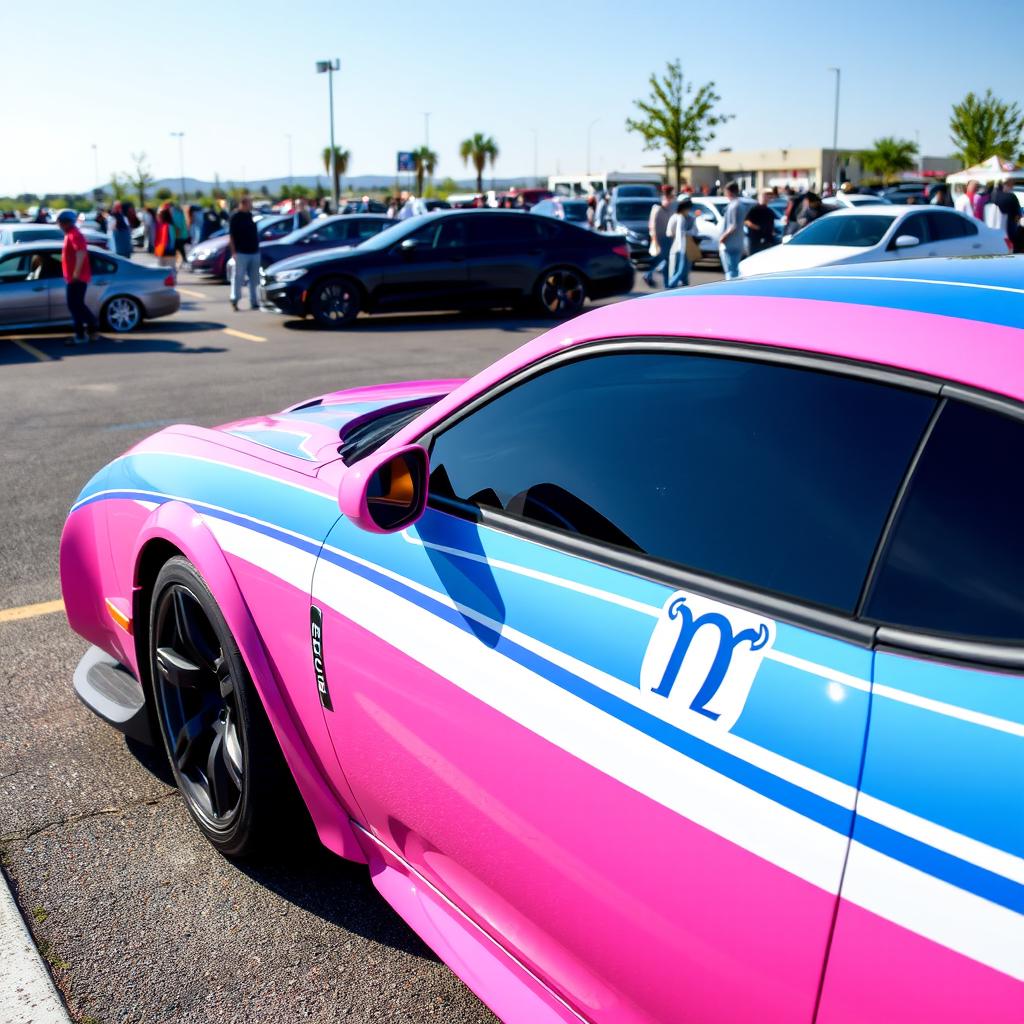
[947, 156, 1024, 195]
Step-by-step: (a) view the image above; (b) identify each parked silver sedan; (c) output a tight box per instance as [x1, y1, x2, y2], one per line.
[0, 244, 179, 332]
[0, 222, 108, 249]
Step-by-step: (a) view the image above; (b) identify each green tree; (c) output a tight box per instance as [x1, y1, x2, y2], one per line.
[859, 136, 919, 184]
[459, 133, 499, 193]
[129, 151, 154, 208]
[108, 174, 130, 201]
[322, 146, 351, 200]
[625, 60, 731, 188]
[412, 145, 438, 195]
[949, 89, 1024, 167]
[435, 176, 460, 198]
[155, 186, 173, 201]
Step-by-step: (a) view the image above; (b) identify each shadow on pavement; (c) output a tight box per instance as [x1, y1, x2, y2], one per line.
[134, 319, 228, 334]
[281, 308, 561, 335]
[0, 335, 228, 364]
[123, 734, 438, 961]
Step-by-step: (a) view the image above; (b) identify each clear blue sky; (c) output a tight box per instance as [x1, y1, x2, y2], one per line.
[4, 0, 1019, 195]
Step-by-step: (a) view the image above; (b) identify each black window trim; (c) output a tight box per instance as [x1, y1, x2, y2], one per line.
[415, 336, 1024, 670]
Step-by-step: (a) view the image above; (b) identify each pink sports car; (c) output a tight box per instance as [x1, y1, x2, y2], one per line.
[61, 256, 1024, 1022]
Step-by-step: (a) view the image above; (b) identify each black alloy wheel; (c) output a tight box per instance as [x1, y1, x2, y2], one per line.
[537, 268, 586, 318]
[149, 556, 295, 857]
[310, 277, 361, 327]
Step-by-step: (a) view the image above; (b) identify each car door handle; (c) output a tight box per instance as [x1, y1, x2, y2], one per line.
[31, 285, 45, 291]
[972, 243, 982, 249]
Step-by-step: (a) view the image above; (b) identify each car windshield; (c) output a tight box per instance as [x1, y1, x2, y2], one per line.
[562, 202, 589, 221]
[788, 214, 895, 247]
[615, 200, 655, 221]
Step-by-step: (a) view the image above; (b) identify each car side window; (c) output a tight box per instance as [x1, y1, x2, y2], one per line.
[311, 221, 346, 242]
[466, 215, 540, 245]
[427, 351, 935, 612]
[0, 252, 30, 282]
[354, 219, 386, 241]
[926, 212, 967, 241]
[864, 400, 1024, 641]
[89, 254, 118, 274]
[261, 220, 291, 240]
[894, 213, 930, 247]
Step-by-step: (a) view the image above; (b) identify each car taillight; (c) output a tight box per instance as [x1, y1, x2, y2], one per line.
[164, 273, 175, 286]
[1007, 238, 1014, 253]
[611, 243, 630, 260]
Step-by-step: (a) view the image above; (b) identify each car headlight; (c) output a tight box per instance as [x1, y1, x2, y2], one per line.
[192, 249, 210, 260]
[273, 269, 307, 283]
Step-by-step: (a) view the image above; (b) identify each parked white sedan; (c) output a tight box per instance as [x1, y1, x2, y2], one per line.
[738, 205, 1008, 278]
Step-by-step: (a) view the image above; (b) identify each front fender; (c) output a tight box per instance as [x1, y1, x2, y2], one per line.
[131, 500, 366, 863]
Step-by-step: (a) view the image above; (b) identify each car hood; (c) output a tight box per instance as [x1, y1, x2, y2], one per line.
[739, 244, 866, 277]
[193, 236, 230, 255]
[215, 379, 462, 464]
[265, 244, 362, 274]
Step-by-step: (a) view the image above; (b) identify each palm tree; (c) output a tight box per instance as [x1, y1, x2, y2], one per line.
[459, 133, 499, 194]
[321, 146, 351, 203]
[412, 146, 438, 196]
[859, 136, 919, 184]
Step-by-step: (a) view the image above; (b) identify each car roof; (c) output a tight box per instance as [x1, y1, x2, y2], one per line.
[411, 258, 1024, 432]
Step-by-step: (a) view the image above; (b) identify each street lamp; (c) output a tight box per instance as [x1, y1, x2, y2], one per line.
[170, 131, 186, 201]
[316, 59, 341, 211]
[423, 112, 430, 148]
[586, 118, 600, 176]
[827, 67, 840, 191]
[90, 144, 99, 196]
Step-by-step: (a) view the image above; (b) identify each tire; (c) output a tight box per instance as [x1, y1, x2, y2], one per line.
[535, 267, 587, 318]
[103, 295, 143, 332]
[309, 276, 361, 328]
[148, 556, 294, 858]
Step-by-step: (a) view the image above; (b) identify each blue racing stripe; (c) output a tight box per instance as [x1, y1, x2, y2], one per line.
[73, 487, 1024, 912]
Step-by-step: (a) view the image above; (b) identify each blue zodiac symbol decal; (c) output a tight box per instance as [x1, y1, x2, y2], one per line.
[640, 591, 775, 731]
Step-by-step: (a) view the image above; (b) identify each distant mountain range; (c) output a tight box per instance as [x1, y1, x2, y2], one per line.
[87, 174, 544, 196]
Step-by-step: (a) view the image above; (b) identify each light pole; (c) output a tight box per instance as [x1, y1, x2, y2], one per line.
[827, 67, 840, 190]
[285, 133, 293, 188]
[531, 128, 538, 184]
[90, 144, 99, 196]
[423, 112, 430, 148]
[316, 59, 340, 211]
[170, 131, 186, 201]
[586, 118, 600, 175]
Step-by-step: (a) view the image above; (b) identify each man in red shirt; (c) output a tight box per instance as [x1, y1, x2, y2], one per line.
[56, 209, 99, 345]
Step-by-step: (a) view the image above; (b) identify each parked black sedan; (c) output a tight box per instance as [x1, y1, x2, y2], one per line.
[607, 196, 656, 264]
[257, 214, 393, 268]
[260, 210, 634, 327]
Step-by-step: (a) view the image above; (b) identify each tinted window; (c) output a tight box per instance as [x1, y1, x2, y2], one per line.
[404, 218, 468, 248]
[865, 401, 1024, 641]
[615, 200, 657, 221]
[352, 218, 388, 241]
[259, 219, 291, 240]
[89, 254, 118, 274]
[310, 220, 347, 242]
[895, 213, 930, 246]
[428, 352, 934, 611]
[925, 211, 968, 241]
[789, 215, 895, 247]
[466, 214, 540, 244]
[0, 251, 31, 281]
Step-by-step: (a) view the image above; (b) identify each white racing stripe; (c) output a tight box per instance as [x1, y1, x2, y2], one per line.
[218, 519, 1024, 892]
[205, 517, 1023, 974]
[782, 274, 1024, 299]
[312, 554, 850, 893]
[840, 840, 1024, 981]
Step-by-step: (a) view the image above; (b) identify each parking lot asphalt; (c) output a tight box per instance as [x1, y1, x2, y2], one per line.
[0, 261, 721, 1024]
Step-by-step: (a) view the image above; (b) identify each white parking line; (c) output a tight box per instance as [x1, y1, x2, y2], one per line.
[0, 872, 72, 1024]
[176, 287, 205, 299]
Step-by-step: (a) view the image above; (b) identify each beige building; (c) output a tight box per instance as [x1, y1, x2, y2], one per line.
[647, 147, 961, 193]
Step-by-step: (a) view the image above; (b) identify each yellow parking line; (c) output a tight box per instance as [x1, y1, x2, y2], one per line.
[222, 327, 267, 343]
[0, 598, 65, 624]
[12, 339, 50, 362]
[177, 287, 205, 299]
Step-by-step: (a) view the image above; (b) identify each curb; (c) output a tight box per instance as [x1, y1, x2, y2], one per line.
[0, 869, 72, 1024]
